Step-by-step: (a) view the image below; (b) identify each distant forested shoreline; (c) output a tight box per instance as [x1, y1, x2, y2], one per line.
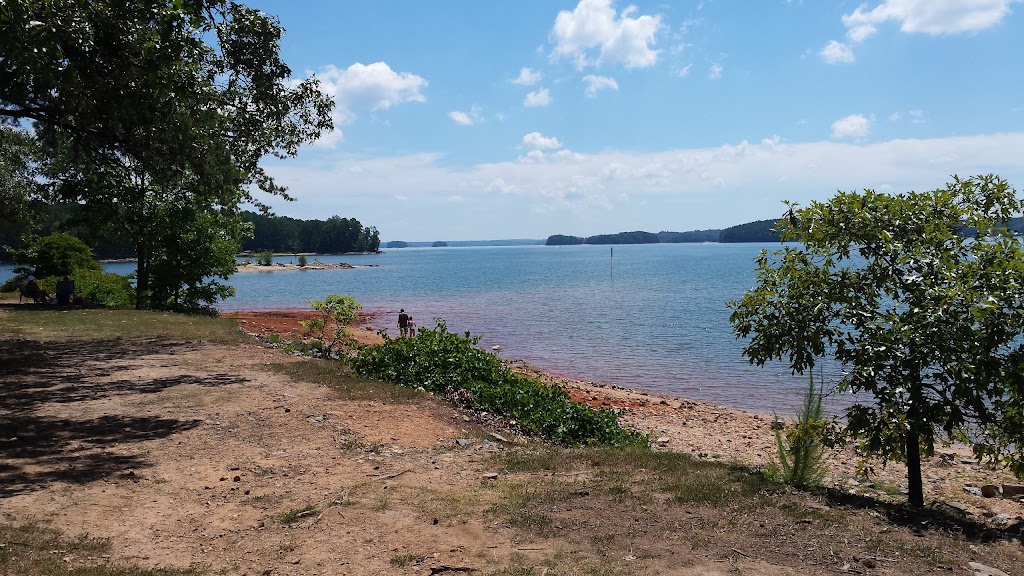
[546, 220, 779, 245]
[240, 211, 380, 254]
[546, 216, 1024, 246]
[0, 205, 380, 262]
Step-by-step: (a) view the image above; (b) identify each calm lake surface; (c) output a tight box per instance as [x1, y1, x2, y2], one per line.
[2, 243, 851, 413]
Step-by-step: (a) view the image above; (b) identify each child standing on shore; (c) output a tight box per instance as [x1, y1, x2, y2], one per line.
[408, 317, 416, 337]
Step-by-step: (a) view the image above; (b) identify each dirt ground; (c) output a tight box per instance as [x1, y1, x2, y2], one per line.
[1, 309, 1022, 575]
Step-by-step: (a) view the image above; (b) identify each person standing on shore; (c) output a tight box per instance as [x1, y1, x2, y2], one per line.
[398, 308, 409, 337]
[408, 316, 416, 337]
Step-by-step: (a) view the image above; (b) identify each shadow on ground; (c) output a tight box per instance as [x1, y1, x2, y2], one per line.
[819, 484, 1024, 544]
[0, 337, 249, 497]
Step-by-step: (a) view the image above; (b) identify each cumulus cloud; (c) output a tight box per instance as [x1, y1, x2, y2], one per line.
[583, 75, 619, 97]
[550, 0, 663, 69]
[449, 111, 473, 126]
[265, 133, 1024, 238]
[448, 105, 483, 126]
[523, 132, 563, 150]
[510, 67, 542, 85]
[819, 40, 855, 64]
[306, 62, 428, 145]
[831, 114, 871, 139]
[708, 63, 723, 79]
[821, 1, 1019, 65]
[842, 0, 1019, 40]
[524, 88, 552, 108]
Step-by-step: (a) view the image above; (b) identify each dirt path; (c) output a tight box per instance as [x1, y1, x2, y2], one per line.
[2, 315, 1023, 575]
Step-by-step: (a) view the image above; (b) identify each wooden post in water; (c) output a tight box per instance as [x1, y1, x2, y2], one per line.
[610, 246, 613, 278]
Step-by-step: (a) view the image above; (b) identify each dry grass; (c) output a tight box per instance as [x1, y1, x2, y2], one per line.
[0, 523, 201, 576]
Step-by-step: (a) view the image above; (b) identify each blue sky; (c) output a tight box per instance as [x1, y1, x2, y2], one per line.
[248, 0, 1024, 241]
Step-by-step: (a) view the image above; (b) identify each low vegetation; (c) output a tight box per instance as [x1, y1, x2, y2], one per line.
[347, 318, 644, 447]
[772, 374, 829, 487]
[0, 523, 200, 576]
[0, 308, 249, 343]
[299, 294, 361, 358]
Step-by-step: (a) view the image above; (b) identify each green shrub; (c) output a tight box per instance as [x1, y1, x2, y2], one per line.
[773, 373, 829, 487]
[74, 269, 136, 308]
[256, 250, 274, 266]
[297, 254, 307, 267]
[348, 319, 644, 447]
[300, 294, 361, 358]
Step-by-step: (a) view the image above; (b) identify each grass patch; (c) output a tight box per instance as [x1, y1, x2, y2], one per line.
[0, 522, 201, 575]
[0, 308, 249, 344]
[492, 445, 780, 534]
[279, 504, 319, 524]
[263, 359, 424, 403]
[388, 553, 420, 567]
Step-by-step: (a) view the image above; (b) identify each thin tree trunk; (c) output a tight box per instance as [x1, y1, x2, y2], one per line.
[135, 238, 148, 310]
[906, 426, 924, 508]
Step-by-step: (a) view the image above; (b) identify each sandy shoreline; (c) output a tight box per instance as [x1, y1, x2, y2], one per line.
[222, 308, 1024, 521]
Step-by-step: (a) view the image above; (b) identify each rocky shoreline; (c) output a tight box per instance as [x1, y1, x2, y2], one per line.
[235, 260, 380, 272]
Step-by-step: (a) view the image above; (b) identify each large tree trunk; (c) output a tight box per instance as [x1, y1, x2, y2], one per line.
[906, 426, 924, 508]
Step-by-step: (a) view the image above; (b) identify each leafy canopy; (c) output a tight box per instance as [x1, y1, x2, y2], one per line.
[730, 175, 1024, 505]
[0, 0, 333, 313]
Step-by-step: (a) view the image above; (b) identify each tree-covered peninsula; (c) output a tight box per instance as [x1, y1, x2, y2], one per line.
[545, 222, 777, 245]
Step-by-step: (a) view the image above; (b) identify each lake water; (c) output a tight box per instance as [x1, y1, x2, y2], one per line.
[2, 244, 851, 414]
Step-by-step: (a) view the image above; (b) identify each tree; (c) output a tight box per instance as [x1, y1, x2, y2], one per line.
[300, 294, 362, 358]
[29, 232, 102, 277]
[0, 0, 333, 311]
[729, 175, 1024, 507]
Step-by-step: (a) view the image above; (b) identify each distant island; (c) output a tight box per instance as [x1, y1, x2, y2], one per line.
[432, 241, 448, 247]
[547, 220, 779, 246]
[386, 241, 409, 248]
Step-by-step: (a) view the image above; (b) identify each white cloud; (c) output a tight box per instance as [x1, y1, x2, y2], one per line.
[448, 105, 483, 126]
[708, 63, 723, 79]
[511, 67, 542, 85]
[675, 63, 693, 77]
[265, 133, 1024, 239]
[306, 62, 428, 145]
[583, 75, 619, 97]
[842, 0, 1019, 42]
[523, 132, 563, 150]
[819, 40, 855, 64]
[449, 111, 473, 126]
[550, 0, 663, 69]
[524, 88, 551, 108]
[831, 114, 871, 139]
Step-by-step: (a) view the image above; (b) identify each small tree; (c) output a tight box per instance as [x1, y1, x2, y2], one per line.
[773, 374, 828, 487]
[730, 175, 1024, 507]
[300, 294, 362, 358]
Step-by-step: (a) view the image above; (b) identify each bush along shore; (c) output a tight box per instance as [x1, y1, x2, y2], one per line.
[347, 320, 645, 447]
